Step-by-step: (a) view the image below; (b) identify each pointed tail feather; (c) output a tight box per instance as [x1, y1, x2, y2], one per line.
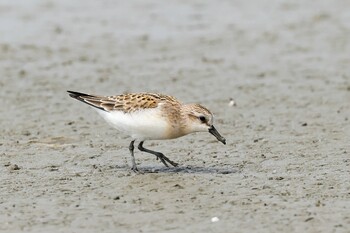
[67, 90, 106, 111]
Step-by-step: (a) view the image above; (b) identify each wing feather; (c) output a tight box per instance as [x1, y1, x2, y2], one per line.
[67, 91, 180, 113]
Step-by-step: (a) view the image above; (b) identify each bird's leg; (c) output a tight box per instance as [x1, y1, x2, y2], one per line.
[137, 141, 179, 167]
[129, 140, 138, 172]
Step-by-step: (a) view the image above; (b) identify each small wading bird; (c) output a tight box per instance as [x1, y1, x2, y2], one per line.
[67, 91, 226, 172]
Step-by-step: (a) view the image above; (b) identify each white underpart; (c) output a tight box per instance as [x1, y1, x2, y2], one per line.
[96, 107, 169, 140]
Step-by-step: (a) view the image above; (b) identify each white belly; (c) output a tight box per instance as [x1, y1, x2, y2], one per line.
[96, 108, 170, 140]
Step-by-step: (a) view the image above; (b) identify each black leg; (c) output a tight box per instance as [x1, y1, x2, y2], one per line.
[129, 140, 138, 172]
[137, 141, 178, 167]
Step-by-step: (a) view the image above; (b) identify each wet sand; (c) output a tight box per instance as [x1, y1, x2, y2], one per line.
[1, 0, 350, 232]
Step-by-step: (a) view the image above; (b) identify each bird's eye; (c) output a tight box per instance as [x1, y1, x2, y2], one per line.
[199, 116, 206, 123]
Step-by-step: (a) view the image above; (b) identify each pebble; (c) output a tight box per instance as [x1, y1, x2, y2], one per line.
[9, 164, 20, 171]
[228, 98, 236, 107]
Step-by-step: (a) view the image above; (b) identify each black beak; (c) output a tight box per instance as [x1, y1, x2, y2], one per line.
[208, 125, 226, 145]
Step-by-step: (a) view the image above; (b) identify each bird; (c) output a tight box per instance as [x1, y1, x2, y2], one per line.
[67, 90, 226, 172]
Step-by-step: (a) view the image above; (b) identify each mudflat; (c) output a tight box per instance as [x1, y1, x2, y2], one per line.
[1, 1, 349, 232]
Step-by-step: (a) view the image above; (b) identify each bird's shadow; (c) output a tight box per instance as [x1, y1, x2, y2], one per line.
[113, 165, 238, 174]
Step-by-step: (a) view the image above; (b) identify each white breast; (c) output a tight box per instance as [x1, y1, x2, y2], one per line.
[96, 108, 170, 140]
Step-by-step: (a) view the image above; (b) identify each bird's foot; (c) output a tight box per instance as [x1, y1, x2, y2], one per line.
[156, 154, 178, 167]
[131, 165, 141, 173]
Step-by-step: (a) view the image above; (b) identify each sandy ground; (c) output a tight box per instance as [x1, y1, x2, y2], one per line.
[1, 0, 350, 232]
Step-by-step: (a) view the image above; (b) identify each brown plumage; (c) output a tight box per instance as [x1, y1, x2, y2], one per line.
[68, 91, 180, 113]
